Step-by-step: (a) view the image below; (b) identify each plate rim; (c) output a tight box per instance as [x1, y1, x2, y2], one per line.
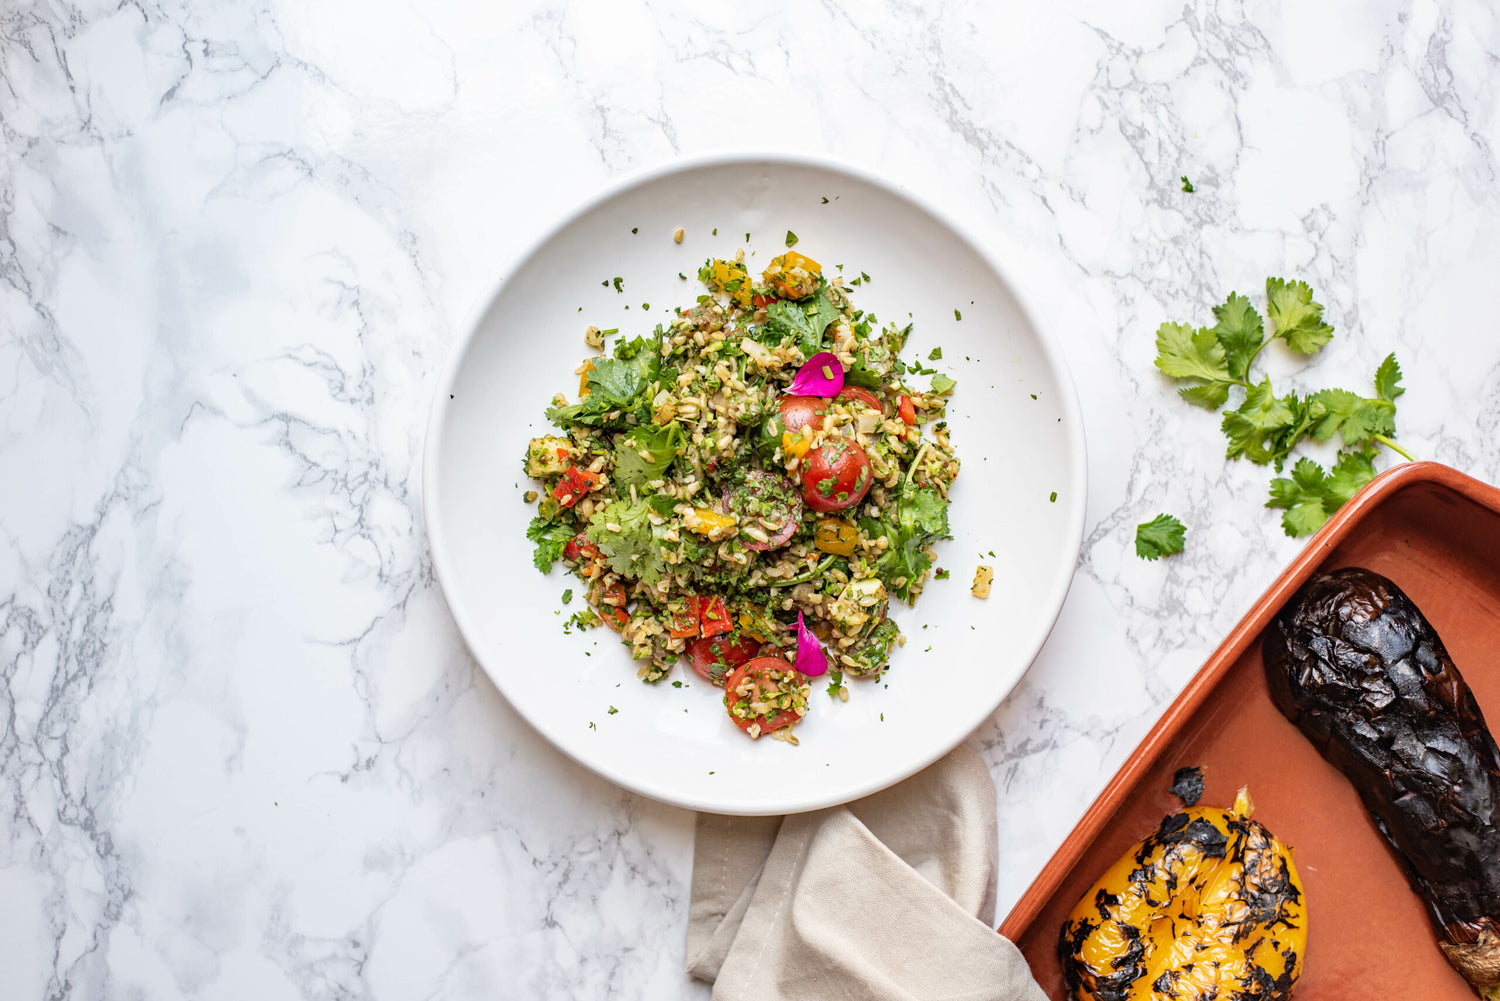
[422, 150, 1089, 814]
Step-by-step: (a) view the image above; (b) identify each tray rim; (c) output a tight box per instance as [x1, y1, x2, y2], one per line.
[998, 460, 1500, 942]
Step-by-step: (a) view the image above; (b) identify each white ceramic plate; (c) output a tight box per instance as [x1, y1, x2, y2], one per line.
[424, 154, 1085, 815]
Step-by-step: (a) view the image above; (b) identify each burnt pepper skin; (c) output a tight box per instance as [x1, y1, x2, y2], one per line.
[1264, 567, 1500, 997]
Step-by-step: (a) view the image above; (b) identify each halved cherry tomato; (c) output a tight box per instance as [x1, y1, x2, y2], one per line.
[778, 395, 827, 431]
[724, 657, 809, 736]
[552, 466, 602, 507]
[801, 437, 874, 513]
[897, 394, 916, 426]
[686, 633, 762, 686]
[563, 534, 602, 563]
[778, 395, 827, 458]
[600, 606, 630, 630]
[699, 595, 733, 638]
[838, 386, 884, 413]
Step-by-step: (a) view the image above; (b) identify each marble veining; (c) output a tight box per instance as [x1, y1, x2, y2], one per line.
[4, 0, 1500, 997]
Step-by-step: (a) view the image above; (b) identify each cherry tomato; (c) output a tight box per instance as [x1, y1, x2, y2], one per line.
[897, 394, 916, 426]
[777, 395, 827, 432]
[837, 386, 885, 413]
[801, 437, 874, 513]
[724, 657, 809, 736]
[686, 633, 762, 687]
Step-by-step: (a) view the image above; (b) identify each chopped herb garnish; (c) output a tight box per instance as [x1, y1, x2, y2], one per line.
[1180, 176, 1195, 193]
[607, 705, 618, 714]
[953, 309, 962, 321]
[934, 569, 950, 579]
[611, 277, 624, 292]
[785, 230, 798, 247]
[1049, 491, 1058, 503]
[929, 347, 942, 361]
[561, 589, 573, 604]
[631, 227, 638, 234]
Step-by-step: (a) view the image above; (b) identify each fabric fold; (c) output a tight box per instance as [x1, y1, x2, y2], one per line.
[687, 746, 1047, 1001]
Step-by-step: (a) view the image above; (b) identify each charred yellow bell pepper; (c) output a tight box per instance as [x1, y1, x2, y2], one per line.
[684, 506, 737, 541]
[578, 358, 595, 398]
[782, 428, 813, 460]
[762, 251, 821, 300]
[1058, 787, 1305, 1001]
[704, 259, 753, 308]
[814, 517, 857, 557]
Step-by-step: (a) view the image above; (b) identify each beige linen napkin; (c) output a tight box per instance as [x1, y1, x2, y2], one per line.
[686, 745, 1047, 1001]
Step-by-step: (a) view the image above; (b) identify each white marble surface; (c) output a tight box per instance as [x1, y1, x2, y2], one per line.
[4, 0, 1500, 997]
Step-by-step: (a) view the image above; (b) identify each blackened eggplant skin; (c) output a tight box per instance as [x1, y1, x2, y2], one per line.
[1264, 567, 1500, 996]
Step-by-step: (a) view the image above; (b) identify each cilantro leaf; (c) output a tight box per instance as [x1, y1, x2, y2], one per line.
[1220, 378, 1298, 465]
[1180, 176, 1195, 193]
[1155, 322, 1234, 409]
[871, 482, 952, 600]
[586, 499, 668, 584]
[526, 516, 575, 573]
[1266, 450, 1377, 536]
[545, 330, 663, 428]
[1135, 513, 1186, 560]
[1308, 388, 1395, 447]
[1265, 278, 1333, 354]
[1374, 352, 1404, 402]
[1210, 292, 1265, 380]
[763, 286, 840, 357]
[613, 422, 685, 491]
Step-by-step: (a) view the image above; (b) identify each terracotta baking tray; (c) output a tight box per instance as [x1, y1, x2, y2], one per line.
[1000, 462, 1500, 999]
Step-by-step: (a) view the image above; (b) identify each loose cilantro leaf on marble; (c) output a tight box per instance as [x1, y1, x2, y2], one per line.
[1135, 514, 1187, 560]
[1265, 278, 1333, 354]
[1153, 279, 1414, 537]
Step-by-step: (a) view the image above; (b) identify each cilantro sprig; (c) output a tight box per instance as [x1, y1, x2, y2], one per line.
[1154, 278, 1415, 538]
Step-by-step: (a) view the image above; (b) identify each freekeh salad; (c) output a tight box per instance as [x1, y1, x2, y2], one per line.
[523, 243, 960, 743]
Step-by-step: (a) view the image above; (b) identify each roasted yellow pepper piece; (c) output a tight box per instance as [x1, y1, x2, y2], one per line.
[814, 517, 857, 557]
[1059, 787, 1305, 1001]
[578, 358, 595, 398]
[763, 251, 822, 300]
[704, 259, 753, 308]
[684, 506, 737, 541]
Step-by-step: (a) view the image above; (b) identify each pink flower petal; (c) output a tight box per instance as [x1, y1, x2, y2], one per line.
[792, 611, 828, 677]
[786, 352, 844, 398]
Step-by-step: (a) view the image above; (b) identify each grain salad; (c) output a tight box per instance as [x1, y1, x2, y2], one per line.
[524, 246, 960, 740]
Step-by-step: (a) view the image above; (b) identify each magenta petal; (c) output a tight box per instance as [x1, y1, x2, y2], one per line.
[786, 352, 844, 398]
[792, 612, 828, 677]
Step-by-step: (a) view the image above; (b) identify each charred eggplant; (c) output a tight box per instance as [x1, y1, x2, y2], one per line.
[1058, 787, 1305, 1001]
[1264, 567, 1500, 998]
